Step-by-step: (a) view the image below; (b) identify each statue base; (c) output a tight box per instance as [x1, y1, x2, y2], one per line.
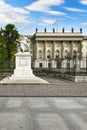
[0, 52, 49, 84]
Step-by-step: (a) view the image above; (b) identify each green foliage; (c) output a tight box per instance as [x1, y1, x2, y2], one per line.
[0, 24, 20, 60]
[0, 60, 15, 72]
[33, 68, 60, 74]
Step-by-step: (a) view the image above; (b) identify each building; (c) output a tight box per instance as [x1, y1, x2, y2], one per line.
[28, 29, 87, 69]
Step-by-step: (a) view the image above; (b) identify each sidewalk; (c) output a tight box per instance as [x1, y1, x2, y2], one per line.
[0, 97, 87, 130]
[0, 77, 87, 96]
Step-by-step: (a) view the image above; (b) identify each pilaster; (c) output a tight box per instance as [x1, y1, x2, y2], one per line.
[78, 42, 82, 57]
[61, 42, 64, 59]
[70, 41, 73, 58]
[52, 41, 55, 60]
[43, 41, 46, 60]
[35, 42, 37, 60]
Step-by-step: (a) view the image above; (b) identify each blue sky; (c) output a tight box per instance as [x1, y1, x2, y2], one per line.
[0, 0, 87, 35]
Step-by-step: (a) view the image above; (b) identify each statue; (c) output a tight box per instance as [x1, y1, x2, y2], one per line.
[36, 28, 38, 33]
[17, 36, 30, 52]
[53, 28, 55, 33]
[80, 28, 82, 33]
[62, 28, 65, 33]
[71, 28, 74, 33]
[44, 28, 47, 33]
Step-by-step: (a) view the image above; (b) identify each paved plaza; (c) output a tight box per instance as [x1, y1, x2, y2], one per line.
[0, 97, 87, 130]
[0, 77, 87, 96]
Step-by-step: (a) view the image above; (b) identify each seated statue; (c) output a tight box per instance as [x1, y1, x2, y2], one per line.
[17, 36, 30, 52]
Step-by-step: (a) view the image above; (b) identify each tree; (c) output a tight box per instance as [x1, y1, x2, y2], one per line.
[0, 29, 7, 60]
[1, 24, 19, 60]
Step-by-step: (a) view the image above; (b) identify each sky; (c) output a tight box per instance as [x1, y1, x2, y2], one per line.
[0, 0, 87, 35]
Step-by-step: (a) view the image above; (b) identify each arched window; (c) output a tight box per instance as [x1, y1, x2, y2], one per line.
[47, 50, 51, 59]
[38, 50, 42, 59]
[64, 50, 68, 58]
[55, 50, 59, 59]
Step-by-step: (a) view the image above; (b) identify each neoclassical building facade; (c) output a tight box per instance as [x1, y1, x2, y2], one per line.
[27, 30, 87, 69]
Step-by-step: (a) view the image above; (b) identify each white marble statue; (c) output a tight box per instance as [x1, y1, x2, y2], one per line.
[17, 36, 30, 52]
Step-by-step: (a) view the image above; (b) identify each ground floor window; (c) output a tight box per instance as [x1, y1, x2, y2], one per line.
[39, 63, 43, 68]
[56, 62, 61, 69]
[48, 63, 52, 69]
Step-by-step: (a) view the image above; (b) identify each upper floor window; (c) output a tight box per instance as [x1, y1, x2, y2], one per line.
[55, 50, 60, 59]
[47, 50, 51, 59]
[64, 50, 68, 58]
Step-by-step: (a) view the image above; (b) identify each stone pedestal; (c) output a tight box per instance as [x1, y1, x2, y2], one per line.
[0, 52, 48, 84]
[12, 52, 33, 79]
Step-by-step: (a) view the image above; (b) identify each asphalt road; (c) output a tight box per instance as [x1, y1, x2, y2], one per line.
[0, 97, 87, 130]
[0, 77, 87, 96]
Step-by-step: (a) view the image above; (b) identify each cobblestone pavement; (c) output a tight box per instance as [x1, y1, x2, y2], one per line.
[0, 97, 87, 130]
[0, 77, 87, 96]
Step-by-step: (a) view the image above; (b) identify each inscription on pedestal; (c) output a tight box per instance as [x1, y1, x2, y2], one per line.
[18, 58, 29, 66]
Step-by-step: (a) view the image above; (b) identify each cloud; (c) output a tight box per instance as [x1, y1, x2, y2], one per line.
[81, 22, 87, 25]
[41, 19, 58, 25]
[0, 0, 31, 24]
[25, 0, 65, 16]
[64, 6, 87, 12]
[79, 0, 87, 5]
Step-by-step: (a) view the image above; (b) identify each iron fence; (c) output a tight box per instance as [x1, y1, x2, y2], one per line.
[0, 56, 87, 76]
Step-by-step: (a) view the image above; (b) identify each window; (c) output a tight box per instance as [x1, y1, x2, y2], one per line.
[47, 50, 51, 59]
[73, 50, 77, 58]
[64, 50, 68, 58]
[38, 50, 42, 59]
[55, 50, 59, 59]
[48, 63, 52, 68]
[39, 63, 43, 68]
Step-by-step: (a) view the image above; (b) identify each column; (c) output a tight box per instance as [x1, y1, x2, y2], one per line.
[78, 42, 82, 57]
[61, 41, 64, 59]
[35, 42, 37, 60]
[52, 41, 55, 60]
[70, 41, 73, 58]
[43, 41, 46, 60]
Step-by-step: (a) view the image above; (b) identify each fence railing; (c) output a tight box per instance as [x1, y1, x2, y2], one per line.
[0, 56, 87, 76]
